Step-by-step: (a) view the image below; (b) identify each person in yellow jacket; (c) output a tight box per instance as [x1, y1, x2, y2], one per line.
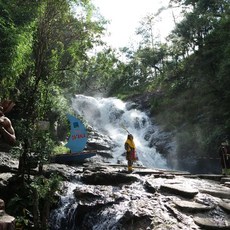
[125, 134, 136, 172]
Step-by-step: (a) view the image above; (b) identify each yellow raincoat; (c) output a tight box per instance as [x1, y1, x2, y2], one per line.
[125, 136, 136, 161]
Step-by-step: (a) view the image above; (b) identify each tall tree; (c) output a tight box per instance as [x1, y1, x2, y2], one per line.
[0, 0, 39, 98]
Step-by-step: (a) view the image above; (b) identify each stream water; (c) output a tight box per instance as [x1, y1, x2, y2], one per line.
[71, 94, 168, 169]
[50, 181, 79, 230]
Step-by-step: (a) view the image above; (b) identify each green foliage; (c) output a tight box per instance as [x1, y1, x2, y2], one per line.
[106, 0, 230, 171]
[0, 0, 38, 98]
[31, 174, 61, 202]
[146, 0, 230, 169]
[52, 145, 69, 155]
[1, 0, 106, 140]
[32, 130, 54, 164]
[0, 0, 108, 228]
[67, 48, 120, 95]
[30, 173, 62, 229]
[7, 194, 29, 217]
[7, 174, 62, 230]
[10, 118, 54, 173]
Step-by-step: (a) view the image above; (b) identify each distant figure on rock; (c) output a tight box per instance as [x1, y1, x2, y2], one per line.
[218, 140, 230, 175]
[0, 100, 16, 151]
[125, 134, 137, 172]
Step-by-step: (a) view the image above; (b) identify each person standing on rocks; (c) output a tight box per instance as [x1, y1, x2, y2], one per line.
[218, 140, 230, 175]
[0, 100, 16, 151]
[125, 134, 136, 172]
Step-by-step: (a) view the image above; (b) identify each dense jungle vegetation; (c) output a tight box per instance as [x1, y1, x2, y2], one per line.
[0, 0, 229, 228]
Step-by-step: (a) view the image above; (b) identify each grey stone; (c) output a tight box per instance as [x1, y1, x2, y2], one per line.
[174, 200, 213, 213]
[200, 188, 230, 199]
[194, 216, 230, 229]
[219, 201, 230, 213]
[160, 184, 199, 199]
[197, 174, 223, 181]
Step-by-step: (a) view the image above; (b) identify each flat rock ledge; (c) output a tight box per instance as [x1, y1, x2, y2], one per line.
[194, 216, 230, 230]
[199, 188, 230, 199]
[48, 164, 230, 230]
[219, 201, 230, 213]
[174, 200, 213, 213]
[160, 184, 199, 199]
[1, 151, 230, 230]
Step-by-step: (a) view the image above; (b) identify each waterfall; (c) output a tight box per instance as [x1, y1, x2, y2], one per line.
[49, 181, 79, 230]
[50, 95, 169, 229]
[72, 95, 168, 169]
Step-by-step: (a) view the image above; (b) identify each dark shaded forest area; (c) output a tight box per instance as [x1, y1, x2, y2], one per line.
[0, 0, 230, 228]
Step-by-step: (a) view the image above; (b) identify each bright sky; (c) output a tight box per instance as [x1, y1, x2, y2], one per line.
[92, 0, 181, 49]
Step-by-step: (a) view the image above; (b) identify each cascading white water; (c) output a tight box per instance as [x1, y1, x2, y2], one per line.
[49, 181, 78, 230]
[72, 95, 168, 169]
[50, 95, 168, 229]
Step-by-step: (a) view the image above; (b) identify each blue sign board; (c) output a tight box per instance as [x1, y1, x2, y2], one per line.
[65, 114, 87, 153]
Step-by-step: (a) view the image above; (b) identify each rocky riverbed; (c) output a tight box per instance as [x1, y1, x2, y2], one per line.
[1, 151, 230, 229]
[47, 163, 230, 230]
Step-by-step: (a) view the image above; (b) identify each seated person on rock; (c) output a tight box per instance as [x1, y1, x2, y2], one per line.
[0, 102, 16, 151]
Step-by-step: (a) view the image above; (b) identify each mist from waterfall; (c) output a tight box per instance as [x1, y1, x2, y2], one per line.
[72, 95, 168, 169]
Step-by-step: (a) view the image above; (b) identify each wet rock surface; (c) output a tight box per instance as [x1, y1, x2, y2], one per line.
[1, 151, 230, 229]
[48, 163, 230, 230]
[0, 151, 18, 173]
